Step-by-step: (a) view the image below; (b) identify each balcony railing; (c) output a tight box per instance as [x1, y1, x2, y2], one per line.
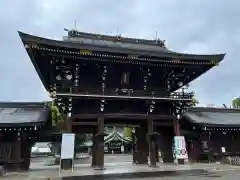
[54, 87, 193, 100]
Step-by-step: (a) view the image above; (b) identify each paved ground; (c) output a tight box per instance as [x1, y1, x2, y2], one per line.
[30, 154, 132, 169]
[4, 162, 240, 179]
[112, 171, 240, 180]
[3, 155, 240, 179]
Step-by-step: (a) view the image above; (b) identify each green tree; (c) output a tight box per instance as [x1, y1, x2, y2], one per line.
[190, 91, 199, 107]
[232, 97, 240, 108]
[191, 97, 199, 106]
[51, 102, 60, 126]
[49, 101, 87, 156]
[51, 102, 69, 133]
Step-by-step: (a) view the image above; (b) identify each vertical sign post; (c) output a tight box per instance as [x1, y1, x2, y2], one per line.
[60, 133, 75, 173]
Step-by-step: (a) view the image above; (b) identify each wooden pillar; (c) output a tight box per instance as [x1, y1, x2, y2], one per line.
[135, 124, 148, 164]
[160, 133, 174, 163]
[91, 133, 97, 167]
[20, 139, 31, 171]
[207, 132, 214, 163]
[10, 133, 21, 171]
[132, 128, 136, 163]
[66, 114, 72, 132]
[173, 119, 180, 136]
[156, 143, 159, 162]
[148, 118, 157, 167]
[95, 115, 105, 169]
[188, 140, 198, 163]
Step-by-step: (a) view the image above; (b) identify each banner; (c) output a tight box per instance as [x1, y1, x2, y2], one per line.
[174, 136, 188, 159]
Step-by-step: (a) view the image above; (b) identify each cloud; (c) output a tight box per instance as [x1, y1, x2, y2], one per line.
[0, 0, 239, 105]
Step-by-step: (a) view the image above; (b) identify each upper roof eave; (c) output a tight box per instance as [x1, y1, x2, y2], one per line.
[18, 31, 226, 61]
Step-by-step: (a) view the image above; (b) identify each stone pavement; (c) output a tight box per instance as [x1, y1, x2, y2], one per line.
[2, 162, 240, 180]
[100, 171, 240, 180]
[30, 154, 131, 169]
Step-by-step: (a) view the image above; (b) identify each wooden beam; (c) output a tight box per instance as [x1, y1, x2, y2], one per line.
[72, 113, 174, 120]
[71, 122, 97, 126]
[56, 93, 192, 101]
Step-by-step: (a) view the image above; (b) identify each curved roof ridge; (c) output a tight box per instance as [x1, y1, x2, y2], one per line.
[104, 131, 117, 143]
[115, 132, 132, 142]
[104, 131, 115, 140]
[104, 130, 131, 143]
[66, 29, 167, 47]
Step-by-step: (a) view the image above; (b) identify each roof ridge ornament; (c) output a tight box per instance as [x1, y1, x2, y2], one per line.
[154, 31, 166, 47]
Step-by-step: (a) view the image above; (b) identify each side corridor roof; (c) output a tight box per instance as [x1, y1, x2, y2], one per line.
[183, 107, 240, 127]
[0, 102, 50, 127]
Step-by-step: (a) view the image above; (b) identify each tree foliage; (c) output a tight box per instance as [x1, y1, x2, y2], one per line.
[51, 102, 60, 126]
[190, 91, 199, 107]
[191, 96, 199, 106]
[50, 102, 70, 133]
[232, 97, 240, 108]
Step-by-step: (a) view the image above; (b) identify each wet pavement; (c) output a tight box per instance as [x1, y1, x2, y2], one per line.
[30, 154, 132, 169]
[111, 171, 240, 180]
[3, 155, 240, 179]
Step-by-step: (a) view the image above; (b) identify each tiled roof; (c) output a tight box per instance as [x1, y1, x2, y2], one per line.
[0, 102, 50, 127]
[18, 31, 225, 61]
[104, 131, 131, 144]
[184, 107, 240, 127]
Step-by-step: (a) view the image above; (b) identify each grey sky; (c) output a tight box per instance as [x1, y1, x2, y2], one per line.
[0, 0, 239, 106]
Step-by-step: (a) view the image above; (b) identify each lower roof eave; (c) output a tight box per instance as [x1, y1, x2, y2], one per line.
[0, 121, 46, 128]
[203, 123, 240, 128]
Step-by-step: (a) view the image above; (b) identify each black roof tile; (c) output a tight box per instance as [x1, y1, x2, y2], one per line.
[184, 107, 240, 127]
[18, 31, 225, 61]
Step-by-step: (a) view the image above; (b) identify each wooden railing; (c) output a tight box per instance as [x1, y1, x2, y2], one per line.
[56, 87, 193, 100]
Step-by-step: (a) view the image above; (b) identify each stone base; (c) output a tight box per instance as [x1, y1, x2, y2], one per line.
[61, 159, 73, 170]
[94, 167, 106, 170]
[0, 166, 5, 176]
[148, 164, 159, 168]
[177, 159, 185, 165]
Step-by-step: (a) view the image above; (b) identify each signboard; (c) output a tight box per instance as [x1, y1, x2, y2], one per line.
[61, 133, 75, 159]
[174, 136, 188, 159]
